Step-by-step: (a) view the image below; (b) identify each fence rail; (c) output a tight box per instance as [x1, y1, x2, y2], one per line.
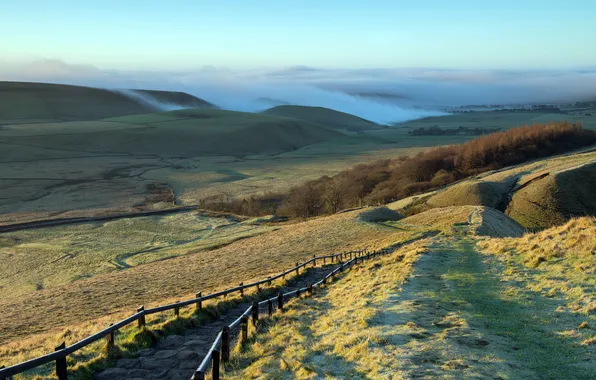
[0, 248, 375, 379]
[191, 248, 392, 380]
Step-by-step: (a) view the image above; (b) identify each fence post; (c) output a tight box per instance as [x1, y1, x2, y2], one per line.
[251, 301, 259, 326]
[221, 326, 230, 363]
[323, 256, 326, 264]
[240, 316, 248, 345]
[196, 292, 202, 312]
[212, 350, 220, 380]
[55, 342, 67, 380]
[256, 283, 260, 293]
[307, 283, 313, 295]
[174, 302, 180, 318]
[277, 292, 284, 312]
[267, 299, 273, 316]
[106, 324, 115, 352]
[239, 283, 244, 297]
[296, 289, 301, 298]
[267, 276, 271, 286]
[193, 370, 205, 380]
[295, 262, 299, 275]
[137, 306, 146, 329]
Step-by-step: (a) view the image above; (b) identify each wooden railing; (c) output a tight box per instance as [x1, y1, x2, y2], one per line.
[190, 248, 392, 380]
[0, 249, 384, 380]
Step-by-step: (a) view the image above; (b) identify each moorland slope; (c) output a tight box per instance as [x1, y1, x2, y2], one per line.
[0, 108, 344, 221]
[227, 211, 595, 379]
[398, 150, 596, 229]
[0, 81, 212, 122]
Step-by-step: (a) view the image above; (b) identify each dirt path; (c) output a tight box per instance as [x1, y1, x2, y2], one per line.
[379, 238, 592, 379]
[94, 264, 340, 380]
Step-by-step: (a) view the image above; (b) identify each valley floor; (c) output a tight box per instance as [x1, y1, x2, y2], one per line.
[227, 237, 594, 379]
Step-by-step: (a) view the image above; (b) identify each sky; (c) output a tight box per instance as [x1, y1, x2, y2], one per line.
[2, 1, 596, 122]
[2, 0, 596, 70]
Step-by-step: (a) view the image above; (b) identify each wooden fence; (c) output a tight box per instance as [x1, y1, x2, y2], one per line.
[191, 248, 392, 380]
[0, 248, 389, 380]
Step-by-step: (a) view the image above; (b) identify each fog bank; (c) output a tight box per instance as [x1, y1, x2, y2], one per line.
[2, 60, 595, 124]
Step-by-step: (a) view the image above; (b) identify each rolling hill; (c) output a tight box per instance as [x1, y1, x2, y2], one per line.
[390, 150, 596, 230]
[0, 108, 345, 220]
[0, 108, 343, 157]
[262, 105, 379, 131]
[0, 81, 213, 123]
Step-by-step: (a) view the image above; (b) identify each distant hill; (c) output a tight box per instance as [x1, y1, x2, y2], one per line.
[262, 105, 379, 131]
[0, 108, 344, 157]
[0, 81, 213, 123]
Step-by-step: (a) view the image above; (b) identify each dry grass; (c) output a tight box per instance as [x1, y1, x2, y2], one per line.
[0, 279, 287, 379]
[426, 180, 507, 209]
[0, 209, 412, 370]
[477, 217, 596, 315]
[225, 241, 429, 379]
[227, 236, 595, 379]
[0, 212, 270, 302]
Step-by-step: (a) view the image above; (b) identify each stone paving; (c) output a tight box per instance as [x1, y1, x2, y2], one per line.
[95, 264, 338, 380]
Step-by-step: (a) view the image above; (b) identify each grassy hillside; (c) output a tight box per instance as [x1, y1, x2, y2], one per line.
[399, 150, 596, 229]
[506, 161, 596, 230]
[0, 81, 211, 123]
[263, 105, 379, 131]
[226, 214, 594, 379]
[0, 208, 412, 371]
[0, 108, 342, 157]
[0, 107, 353, 221]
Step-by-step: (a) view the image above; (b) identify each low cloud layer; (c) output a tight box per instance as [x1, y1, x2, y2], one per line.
[1, 60, 595, 124]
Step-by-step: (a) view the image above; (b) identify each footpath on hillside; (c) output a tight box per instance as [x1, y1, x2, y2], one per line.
[382, 238, 592, 379]
[95, 264, 341, 380]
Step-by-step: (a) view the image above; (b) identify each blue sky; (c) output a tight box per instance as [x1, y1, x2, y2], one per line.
[2, 0, 595, 70]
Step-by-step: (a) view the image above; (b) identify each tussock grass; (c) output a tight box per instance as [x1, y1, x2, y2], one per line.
[478, 217, 596, 315]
